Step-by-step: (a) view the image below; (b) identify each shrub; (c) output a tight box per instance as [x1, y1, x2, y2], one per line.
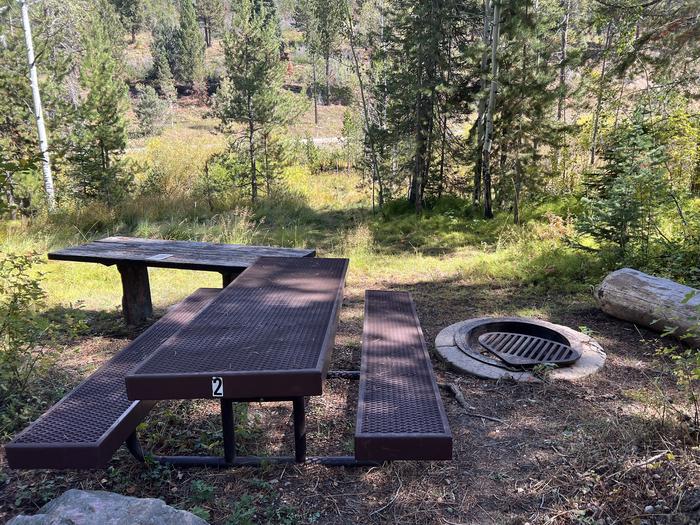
[577, 110, 671, 257]
[0, 253, 54, 394]
[134, 84, 169, 136]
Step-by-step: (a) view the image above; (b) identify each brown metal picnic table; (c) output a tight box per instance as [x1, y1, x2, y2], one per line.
[48, 236, 315, 325]
[123, 256, 351, 466]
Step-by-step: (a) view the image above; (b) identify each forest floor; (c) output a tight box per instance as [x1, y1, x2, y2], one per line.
[1, 173, 699, 524]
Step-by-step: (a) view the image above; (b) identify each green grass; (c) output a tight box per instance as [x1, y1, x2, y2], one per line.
[0, 168, 602, 319]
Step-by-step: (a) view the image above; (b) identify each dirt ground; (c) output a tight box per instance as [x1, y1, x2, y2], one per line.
[1, 277, 699, 524]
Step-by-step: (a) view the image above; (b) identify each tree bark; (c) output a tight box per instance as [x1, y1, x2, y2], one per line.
[248, 94, 257, 202]
[346, 5, 383, 206]
[557, 0, 570, 122]
[312, 59, 319, 125]
[20, 0, 55, 210]
[481, 0, 501, 219]
[324, 53, 330, 105]
[595, 268, 700, 346]
[590, 22, 612, 166]
[474, 0, 492, 204]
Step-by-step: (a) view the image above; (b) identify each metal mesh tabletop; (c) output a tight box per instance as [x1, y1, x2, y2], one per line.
[125, 257, 349, 400]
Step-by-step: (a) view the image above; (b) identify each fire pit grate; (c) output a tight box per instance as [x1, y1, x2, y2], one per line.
[436, 317, 606, 382]
[478, 332, 581, 368]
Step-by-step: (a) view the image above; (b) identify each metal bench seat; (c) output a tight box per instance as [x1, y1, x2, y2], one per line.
[355, 291, 452, 461]
[5, 288, 219, 470]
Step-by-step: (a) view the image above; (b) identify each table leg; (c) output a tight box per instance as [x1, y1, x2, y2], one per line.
[221, 399, 236, 464]
[117, 263, 153, 325]
[221, 269, 243, 288]
[293, 397, 306, 463]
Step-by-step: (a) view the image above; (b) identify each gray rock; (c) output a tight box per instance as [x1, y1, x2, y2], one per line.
[8, 489, 209, 525]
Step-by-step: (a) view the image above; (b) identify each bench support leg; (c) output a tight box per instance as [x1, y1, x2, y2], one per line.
[221, 399, 236, 464]
[117, 263, 153, 325]
[125, 432, 145, 462]
[293, 397, 306, 463]
[128, 397, 379, 468]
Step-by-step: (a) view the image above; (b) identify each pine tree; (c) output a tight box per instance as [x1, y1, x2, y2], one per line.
[67, 22, 131, 204]
[173, 0, 205, 91]
[294, 0, 321, 124]
[381, 0, 476, 212]
[212, 0, 292, 202]
[151, 31, 176, 95]
[579, 109, 670, 256]
[314, 0, 344, 105]
[0, 24, 39, 216]
[195, 0, 225, 47]
[111, 0, 145, 43]
[135, 84, 168, 136]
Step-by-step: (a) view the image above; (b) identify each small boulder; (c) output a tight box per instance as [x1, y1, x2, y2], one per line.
[8, 489, 208, 525]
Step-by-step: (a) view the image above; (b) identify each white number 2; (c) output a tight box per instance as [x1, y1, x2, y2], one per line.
[211, 376, 223, 397]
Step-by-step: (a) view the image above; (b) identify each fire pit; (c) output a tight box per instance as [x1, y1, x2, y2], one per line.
[435, 317, 606, 382]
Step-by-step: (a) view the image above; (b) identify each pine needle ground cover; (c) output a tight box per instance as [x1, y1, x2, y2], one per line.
[1, 172, 698, 524]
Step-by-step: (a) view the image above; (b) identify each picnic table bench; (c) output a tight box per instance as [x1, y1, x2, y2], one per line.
[48, 236, 315, 325]
[6, 257, 451, 469]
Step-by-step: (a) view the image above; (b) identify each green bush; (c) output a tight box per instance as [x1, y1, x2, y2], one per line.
[134, 84, 169, 137]
[0, 253, 59, 435]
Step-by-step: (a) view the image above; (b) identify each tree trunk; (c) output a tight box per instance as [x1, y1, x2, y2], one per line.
[324, 53, 330, 105]
[595, 268, 700, 346]
[4, 174, 17, 220]
[20, 0, 55, 210]
[481, 0, 501, 219]
[590, 22, 612, 166]
[248, 96, 257, 203]
[474, 0, 491, 204]
[205, 20, 212, 47]
[557, 0, 570, 122]
[513, 139, 523, 225]
[346, 5, 383, 206]
[312, 59, 318, 125]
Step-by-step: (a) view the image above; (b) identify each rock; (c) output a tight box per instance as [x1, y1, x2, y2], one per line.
[8, 489, 209, 525]
[644, 505, 656, 514]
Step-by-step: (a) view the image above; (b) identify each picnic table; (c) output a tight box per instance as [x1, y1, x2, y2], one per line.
[48, 236, 315, 325]
[125, 256, 348, 466]
[7, 257, 452, 469]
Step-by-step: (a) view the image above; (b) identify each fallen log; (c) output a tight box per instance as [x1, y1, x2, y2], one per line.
[594, 268, 700, 347]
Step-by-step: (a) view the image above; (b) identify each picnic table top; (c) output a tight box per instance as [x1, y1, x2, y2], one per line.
[125, 256, 349, 401]
[48, 236, 316, 272]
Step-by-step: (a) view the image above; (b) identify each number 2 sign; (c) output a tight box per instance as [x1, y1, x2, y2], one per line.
[211, 376, 223, 397]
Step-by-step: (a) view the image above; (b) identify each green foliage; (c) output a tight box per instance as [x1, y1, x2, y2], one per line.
[654, 291, 700, 437]
[173, 0, 206, 90]
[150, 35, 177, 102]
[65, 19, 132, 205]
[578, 110, 670, 256]
[0, 253, 53, 393]
[189, 479, 215, 504]
[195, 0, 225, 47]
[303, 133, 320, 175]
[135, 84, 169, 136]
[111, 0, 145, 42]
[212, 0, 295, 201]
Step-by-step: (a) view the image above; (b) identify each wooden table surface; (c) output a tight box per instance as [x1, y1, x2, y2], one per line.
[48, 236, 316, 325]
[48, 236, 316, 271]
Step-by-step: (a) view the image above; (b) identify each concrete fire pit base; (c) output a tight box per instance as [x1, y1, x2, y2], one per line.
[435, 317, 606, 382]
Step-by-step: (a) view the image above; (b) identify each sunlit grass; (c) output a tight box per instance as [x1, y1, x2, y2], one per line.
[1, 164, 603, 316]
